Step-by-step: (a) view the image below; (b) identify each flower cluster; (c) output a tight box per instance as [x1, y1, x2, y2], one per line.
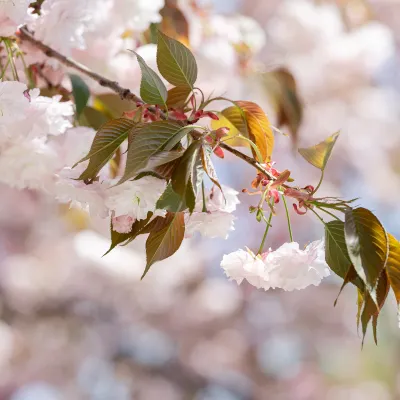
[0, 82, 241, 238]
[220, 240, 330, 291]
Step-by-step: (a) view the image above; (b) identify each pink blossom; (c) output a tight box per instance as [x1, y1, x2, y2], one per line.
[112, 215, 135, 234]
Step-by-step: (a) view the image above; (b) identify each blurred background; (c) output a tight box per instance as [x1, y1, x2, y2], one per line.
[1, 0, 400, 399]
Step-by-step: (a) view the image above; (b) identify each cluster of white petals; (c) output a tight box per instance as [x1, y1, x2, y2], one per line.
[26, 0, 164, 60]
[185, 185, 240, 240]
[0, 0, 33, 37]
[106, 177, 167, 221]
[0, 81, 167, 222]
[221, 240, 330, 291]
[0, 82, 73, 190]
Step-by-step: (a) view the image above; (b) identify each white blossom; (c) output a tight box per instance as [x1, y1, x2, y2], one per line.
[0, 82, 78, 192]
[185, 211, 235, 240]
[53, 126, 96, 167]
[264, 240, 330, 291]
[220, 248, 269, 289]
[29, 91, 74, 136]
[29, 0, 105, 56]
[209, 14, 266, 54]
[105, 176, 167, 221]
[112, 0, 164, 32]
[185, 184, 239, 240]
[220, 240, 330, 291]
[0, 0, 33, 37]
[53, 167, 109, 217]
[0, 81, 30, 124]
[0, 137, 60, 190]
[208, 184, 240, 213]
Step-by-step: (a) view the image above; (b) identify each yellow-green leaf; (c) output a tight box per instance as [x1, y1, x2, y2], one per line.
[298, 132, 340, 171]
[211, 101, 274, 162]
[156, 31, 197, 88]
[210, 106, 249, 147]
[386, 234, 400, 305]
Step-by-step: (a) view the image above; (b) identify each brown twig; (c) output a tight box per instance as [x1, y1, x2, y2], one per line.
[17, 26, 282, 182]
[18, 26, 143, 103]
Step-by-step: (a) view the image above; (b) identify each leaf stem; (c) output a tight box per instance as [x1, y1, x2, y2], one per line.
[257, 199, 274, 255]
[309, 207, 327, 227]
[313, 170, 324, 194]
[315, 205, 341, 221]
[282, 195, 294, 242]
[4, 39, 19, 81]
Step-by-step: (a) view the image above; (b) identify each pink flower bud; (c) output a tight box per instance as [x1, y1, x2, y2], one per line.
[205, 111, 219, 120]
[293, 203, 307, 215]
[304, 185, 315, 193]
[213, 146, 225, 159]
[194, 110, 204, 119]
[215, 127, 230, 139]
[269, 189, 280, 204]
[123, 109, 137, 119]
[205, 135, 213, 144]
[171, 110, 188, 120]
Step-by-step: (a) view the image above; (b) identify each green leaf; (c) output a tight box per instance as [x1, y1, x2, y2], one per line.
[74, 118, 136, 181]
[147, 150, 184, 170]
[156, 31, 197, 88]
[298, 132, 340, 171]
[171, 141, 203, 213]
[166, 85, 192, 109]
[119, 121, 193, 184]
[143, 212, 185, 278]
[325, 221, 356, 280]
[156, 183, 186, 212]
[344, 207, 389, 299]
[386, 234, 400, 306]
[325, 220, 364, 290]
[104, 212, 152, 256]
[70, 74, 90, 117]
[131, 50, 168, 107]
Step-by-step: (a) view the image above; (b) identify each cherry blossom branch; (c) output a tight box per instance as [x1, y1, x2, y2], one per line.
[218, 142, 277, 180]
[17, 26, 282, 182]
[18, 26, 143, 103]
